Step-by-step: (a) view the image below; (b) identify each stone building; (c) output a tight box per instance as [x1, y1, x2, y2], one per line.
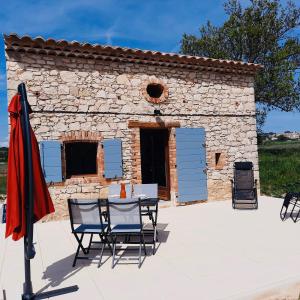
[4, 34, 262, 219]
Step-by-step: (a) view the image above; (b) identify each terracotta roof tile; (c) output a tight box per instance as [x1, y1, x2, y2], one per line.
[4, 33, 262, 74]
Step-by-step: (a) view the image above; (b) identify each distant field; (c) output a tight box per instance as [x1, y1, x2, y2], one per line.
[258, 140, 300, 197]
[0, 163, 7, 195]
[0, 148, 8, 195]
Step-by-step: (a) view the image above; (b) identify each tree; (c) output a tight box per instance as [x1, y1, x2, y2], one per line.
[181, 0, 300, 128]
[277, 134, 289, 141]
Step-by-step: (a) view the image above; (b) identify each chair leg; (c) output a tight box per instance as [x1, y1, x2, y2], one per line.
[99, 233, 113, 255]
[106, 238, 113, 255]
[142, 232, 147, 256]
[138, 235, 142, 268]
[111, 236, 116, 269]
[72, 233, 84, 267]
[87, 234, 93, 254]
[292, 205, 300, 223]
[295, 209, 300, 223]
[280, 205, 287, 220]
[291, 202, 297, 222]
[98, 241, 106, 268]
[74, 233, 87, 254]
[153, 228, 157, 255]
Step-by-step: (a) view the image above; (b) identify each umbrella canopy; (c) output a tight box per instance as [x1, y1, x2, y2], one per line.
[5, 94, 55, 241]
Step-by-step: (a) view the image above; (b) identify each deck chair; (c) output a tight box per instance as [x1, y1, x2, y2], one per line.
[107, 198, 146, 268]
[133, 184, 158, 254]
[68, 199, 109, 267]
[280, 192, 300, 222]
[231, 162, 258, 209]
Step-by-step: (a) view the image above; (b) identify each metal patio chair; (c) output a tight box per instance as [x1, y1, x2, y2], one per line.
[104, 184, 132, 222]
[133, 184, 159, 254]
[231, 162, 258, 209]
[107, 198, 146, 268]
[68, 199, 110, 267]
[0, 203, 6, 223]
[280, 192, 300, 222]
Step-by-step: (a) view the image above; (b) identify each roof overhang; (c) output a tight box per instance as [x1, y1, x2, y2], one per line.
[4, 33, 263, 75]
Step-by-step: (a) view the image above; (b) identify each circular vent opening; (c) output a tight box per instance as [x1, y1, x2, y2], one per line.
[146, 83, 164, 98]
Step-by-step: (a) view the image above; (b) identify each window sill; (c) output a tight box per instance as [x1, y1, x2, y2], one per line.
[65, 175, 100, 185]
[47, 175, 123, 187]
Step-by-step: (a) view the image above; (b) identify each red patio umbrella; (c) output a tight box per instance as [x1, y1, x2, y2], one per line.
[5, 84, 78, 299]
[5, 93, 55, 241]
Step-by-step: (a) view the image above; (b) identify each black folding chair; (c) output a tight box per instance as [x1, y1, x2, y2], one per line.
[231, 162, 258, 209]
[133, 184, 159, 255]
[280, 192, 300, 222]
[68, 199, 110, 267]
[0, 203, 6, 223]
[107, 199, 147, 268]
[140, 198, 158, 254]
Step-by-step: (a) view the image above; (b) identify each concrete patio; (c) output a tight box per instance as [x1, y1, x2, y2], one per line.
[1, 196, 299, 300]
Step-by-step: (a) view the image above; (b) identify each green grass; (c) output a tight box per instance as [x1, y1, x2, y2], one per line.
[0, 176, 6, 195]
[258, 141, 300, 197]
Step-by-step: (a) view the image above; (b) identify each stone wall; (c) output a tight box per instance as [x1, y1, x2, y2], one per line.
[5, 51, 259, 220]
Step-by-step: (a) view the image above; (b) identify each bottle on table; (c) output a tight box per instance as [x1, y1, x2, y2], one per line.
[120, 183, 126, 199]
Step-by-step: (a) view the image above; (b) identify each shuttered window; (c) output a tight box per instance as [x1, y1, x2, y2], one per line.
[39, 141, 63, 183]
[103, 139, 123, 179]
[176, 128, 208, 202]
[65, 142, 98, 178]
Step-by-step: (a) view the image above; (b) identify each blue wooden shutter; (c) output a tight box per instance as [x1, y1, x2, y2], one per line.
[176, 128, 208, 202]
[103, 139, 123, 179]
[39, 141, 62, 183]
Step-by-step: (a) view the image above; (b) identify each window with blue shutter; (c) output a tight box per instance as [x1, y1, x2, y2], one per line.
[39, 141, 63, 183]
[65, 142, 98, 177]
[176, 128, 208, 202]
[103, 139, 123, 179]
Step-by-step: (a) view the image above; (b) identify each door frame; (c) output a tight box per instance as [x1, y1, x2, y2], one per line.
[140, 128, 170, 200]
[129, 120, 180, 201]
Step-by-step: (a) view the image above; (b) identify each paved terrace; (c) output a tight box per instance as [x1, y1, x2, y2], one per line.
[0, 196, 299, 300]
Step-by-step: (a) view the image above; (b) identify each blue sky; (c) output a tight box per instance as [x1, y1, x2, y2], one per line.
[0, 0, 299, 146]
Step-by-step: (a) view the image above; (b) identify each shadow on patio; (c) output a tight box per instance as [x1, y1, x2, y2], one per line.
[37, 223, 170, 293]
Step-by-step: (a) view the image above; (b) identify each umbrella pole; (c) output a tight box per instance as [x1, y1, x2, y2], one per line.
[18, 83, 78, 300]
[19, 83, 35, 300]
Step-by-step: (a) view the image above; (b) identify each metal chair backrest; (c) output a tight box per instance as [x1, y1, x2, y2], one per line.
[234, 162, 254, 190]
[108, 184, 132, 199]
[0, 204, 6, 224]
[108, 198, 142, 227]
[133, 184, 158, 199]
[68, 199, 103, 230]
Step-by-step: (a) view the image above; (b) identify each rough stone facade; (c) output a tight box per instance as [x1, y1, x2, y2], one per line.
[5, 37, 259, 220]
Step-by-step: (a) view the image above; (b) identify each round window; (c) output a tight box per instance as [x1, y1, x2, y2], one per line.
[146, 83, 164, 98]
[142, 78, 168, 104]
